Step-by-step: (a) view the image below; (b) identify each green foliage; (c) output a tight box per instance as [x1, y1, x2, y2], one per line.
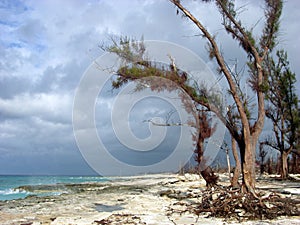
[105, 36, 146, 64]
[245, 30, 256, 47]
[218, 0, 236, 18]
[259, 82, 269, 94]
[104, 37, 224, 110]
[260, 0, 283, 51]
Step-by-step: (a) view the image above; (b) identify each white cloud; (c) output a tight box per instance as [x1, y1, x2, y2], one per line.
[0, 92, 72, 123]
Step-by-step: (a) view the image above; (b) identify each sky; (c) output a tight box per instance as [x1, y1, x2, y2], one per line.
[0, 0, 299, 175]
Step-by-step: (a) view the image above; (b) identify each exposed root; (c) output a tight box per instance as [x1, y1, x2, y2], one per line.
[166, 185, 300, 222]
[197, 186, 300, 220]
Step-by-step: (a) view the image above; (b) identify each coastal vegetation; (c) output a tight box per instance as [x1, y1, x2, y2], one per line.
[100, 0, 300, 220]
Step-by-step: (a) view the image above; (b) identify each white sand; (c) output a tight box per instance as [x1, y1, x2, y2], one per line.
[0, 173, 299, 225]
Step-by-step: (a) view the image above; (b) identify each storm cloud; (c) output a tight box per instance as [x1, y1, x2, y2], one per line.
[0, 0, 299, 175]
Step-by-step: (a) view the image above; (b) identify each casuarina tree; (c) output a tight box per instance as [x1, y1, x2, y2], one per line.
[263, 50, 300, 179]
[170, 0, 283, 194]
[103, 0, 284, 195]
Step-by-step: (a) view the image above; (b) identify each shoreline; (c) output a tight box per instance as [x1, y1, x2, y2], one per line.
[0, 173, 299, 225]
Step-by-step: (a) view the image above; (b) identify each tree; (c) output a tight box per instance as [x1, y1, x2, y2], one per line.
[290, 151, 300, 174]
[103, 0, 283, 194]
[263, 50, 300, 179]
[225, 101, 241, 187]
[259, 142, 268, 175]
[291, 122, 300, 173]
[144, 106, 219, 187]
[220, 135, 241, 187]
[169, 0, 283, 194]
[231, 136, 241, 188]
[103, 36, 221, 187]
[194, 108, 218, 187]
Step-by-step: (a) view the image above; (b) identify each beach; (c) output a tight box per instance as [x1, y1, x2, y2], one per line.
[0, 173, 299, 225]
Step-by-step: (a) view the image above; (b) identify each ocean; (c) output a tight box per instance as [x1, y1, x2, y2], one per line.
[0, 175, 107, 201]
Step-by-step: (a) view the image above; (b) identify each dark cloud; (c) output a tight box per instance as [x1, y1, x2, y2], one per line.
[0, 0, 299, 175]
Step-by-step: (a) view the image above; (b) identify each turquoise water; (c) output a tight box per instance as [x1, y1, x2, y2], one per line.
[0, 175, 107, 201]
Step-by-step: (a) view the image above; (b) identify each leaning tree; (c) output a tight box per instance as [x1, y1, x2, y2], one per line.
[103, 0, 283, 195]
[102, 35, 221, 187]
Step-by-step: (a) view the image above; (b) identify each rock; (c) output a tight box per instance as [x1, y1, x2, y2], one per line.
[159, 189, 174, 197]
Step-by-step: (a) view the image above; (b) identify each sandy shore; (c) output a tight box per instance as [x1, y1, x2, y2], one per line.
[0, 173, 299, 225]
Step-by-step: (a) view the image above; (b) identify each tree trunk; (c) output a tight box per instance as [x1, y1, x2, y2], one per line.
[291, 152, 300, 174]
[267, 156, 274, 174]
[240, 139, 256, 194]
[231, 137, 241, 188]
[297, 154, 300, 173]
[277, 153, 281, 175]
[200, 167, 218, 188]
[260, 159, 265, 175]
[226, 148, 231, 181]
[280, 151, 288, 179]
[291, 153, 296, 174]
[196, 138, 218, 188]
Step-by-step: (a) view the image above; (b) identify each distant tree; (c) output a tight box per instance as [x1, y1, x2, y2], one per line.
[220, 141, 231, 182]
[259, 142, 268, 175]
[290, 151, 300, 174]
[220, 136, 241, 187]
[266, 157, 273, 174]
[263, 50, 300, 179]
[292, 109, 300, 173]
